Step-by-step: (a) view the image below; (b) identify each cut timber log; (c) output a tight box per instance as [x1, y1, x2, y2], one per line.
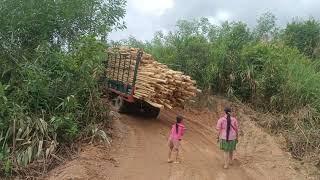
[107, 47, 200, 108]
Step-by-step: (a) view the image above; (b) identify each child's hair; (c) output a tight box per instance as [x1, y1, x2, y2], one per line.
[176, 115, 183, 134]
[224, 107, 232, 141]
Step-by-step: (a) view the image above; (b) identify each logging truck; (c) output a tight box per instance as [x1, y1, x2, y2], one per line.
[103, 49, 161, 118]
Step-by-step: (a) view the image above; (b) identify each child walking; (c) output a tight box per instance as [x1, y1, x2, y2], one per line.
[216, 107, 239, 169]
[168, 115, 185, 163]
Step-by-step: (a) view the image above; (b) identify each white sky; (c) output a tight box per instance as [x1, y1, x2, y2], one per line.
[130, 0, 174, 16]
[109, 0, 320, 41]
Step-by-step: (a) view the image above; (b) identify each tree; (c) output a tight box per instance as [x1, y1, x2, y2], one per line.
[283, 18, 320, 58]
[124, 36, 146, 49]
[0, 0, 126, 55]
[176, 19, 199, 37]
[0, 0, 127, 172]
[254, 12, 278, 41]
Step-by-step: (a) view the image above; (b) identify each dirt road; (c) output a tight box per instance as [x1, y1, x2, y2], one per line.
[48, 98, 307, 180]
[107, 112, 254, 180]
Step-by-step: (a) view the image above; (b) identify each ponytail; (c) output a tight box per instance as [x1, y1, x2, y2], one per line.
[176, 115, 183, 134]
[226, 112, 231, 141]
[176, 123, 179, 134]
[224, 107, 232, 141]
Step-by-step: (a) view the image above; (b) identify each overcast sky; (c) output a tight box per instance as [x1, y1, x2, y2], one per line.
[109, 0, 320, 41]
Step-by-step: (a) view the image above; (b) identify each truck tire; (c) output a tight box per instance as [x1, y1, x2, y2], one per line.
[113, 96, 127, 113]
[148, 106, 160, 118]
[144, 105, 160, 118]
[133, 100, 160, 118]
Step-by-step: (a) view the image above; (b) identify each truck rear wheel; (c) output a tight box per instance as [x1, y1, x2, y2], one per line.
[147, 106, 160, 118]
[112, 96, 127, 113]
[140, 101, 160, 118]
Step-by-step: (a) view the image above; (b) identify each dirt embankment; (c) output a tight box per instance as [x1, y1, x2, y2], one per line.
[47, 97, 314, 180]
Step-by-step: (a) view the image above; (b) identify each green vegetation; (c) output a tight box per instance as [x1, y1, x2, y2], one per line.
[1, 0, 319, 175]
[0, 0, 126, 175]
[120, 13, 320, 164]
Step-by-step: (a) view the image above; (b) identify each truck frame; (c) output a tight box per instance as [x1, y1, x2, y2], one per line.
[103, 49, 160, 118]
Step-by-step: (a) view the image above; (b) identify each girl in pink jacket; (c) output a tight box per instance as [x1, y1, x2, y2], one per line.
[168, 115, 185, 163]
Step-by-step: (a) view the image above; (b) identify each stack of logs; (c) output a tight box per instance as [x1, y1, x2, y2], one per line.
[106, 47, 200, 109]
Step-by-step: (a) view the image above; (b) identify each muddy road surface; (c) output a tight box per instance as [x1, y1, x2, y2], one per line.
[48, 101, 306, 180]
[105, 112, 252, 180]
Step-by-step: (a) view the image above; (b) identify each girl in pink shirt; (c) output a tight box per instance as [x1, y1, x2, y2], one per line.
[216, 107, 239, 169]
[168, 115, 185, 163]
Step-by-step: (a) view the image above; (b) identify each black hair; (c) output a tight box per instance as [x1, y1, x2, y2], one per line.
[176, 115, 183, 134]
[224, 107, 232, 141]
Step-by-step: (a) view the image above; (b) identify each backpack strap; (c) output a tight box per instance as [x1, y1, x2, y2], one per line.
[229, 120, 239, 140]
[231, 123, 237, 133]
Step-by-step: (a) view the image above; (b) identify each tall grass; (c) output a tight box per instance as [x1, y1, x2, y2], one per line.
[238, 43, 320, 112]
[0, 37, 110, 175]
